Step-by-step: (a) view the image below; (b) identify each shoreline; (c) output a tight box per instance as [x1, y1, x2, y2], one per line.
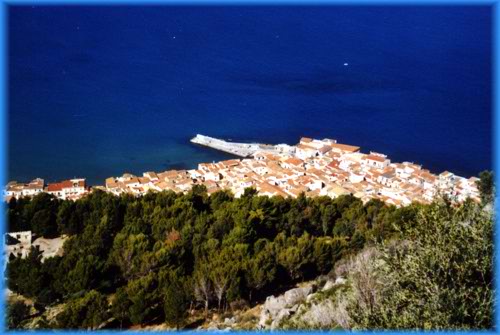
[7, 136, 485, 188]
[5, 135, 482, 207]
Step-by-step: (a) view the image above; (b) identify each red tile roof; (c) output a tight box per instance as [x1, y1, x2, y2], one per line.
[47, 180, 84, 192]
[284, 158, 304, 166]
[330, 143, 360, 152]
[364, 155, 387, 163]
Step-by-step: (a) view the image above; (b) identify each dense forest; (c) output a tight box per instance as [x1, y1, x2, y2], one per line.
[5, 171, 494, 330]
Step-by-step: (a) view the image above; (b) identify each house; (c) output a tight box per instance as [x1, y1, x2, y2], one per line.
[438, 171, 455, 188]
[117, 173, 137, 182]
[240, 178, 255, 188]
[198, 163, 214, 173]
[143, 172, 159, 181]
[329, 143, 360, 154]
[349, 171, 365, 183]
[138, 177, 151, 185]
[3, 178, 45, 199]
[220, 159, 240, 169]
[285, 185, 308, 198]
[47, 178, 88, 200]
[295, 144, 318, 160]
[105, 177, 117, 188]
[4, 182, 24, 198]
[188, 169, 204, 180]
[378, 172, 395, 186]
[362, 154, 390, 170]
[4, 231, 32, 259]
[175, 178, 193, 192]
[317, 145, 332, 156]
[256, 182, 288, 198]
[253, 152, 268, 161]
[22, 178, 45, 197]
[204, 170, 222, 182]
[281, 157, 305, 170]
[124, 177, 141, 188]
[322, 138, 337, 144]
[320, 184, 349, 198]
[299, 137, 313, 145]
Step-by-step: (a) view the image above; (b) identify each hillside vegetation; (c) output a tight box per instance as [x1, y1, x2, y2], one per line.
[5, 171, 494, 330]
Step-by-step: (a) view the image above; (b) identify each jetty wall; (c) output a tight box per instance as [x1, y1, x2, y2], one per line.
[190, 134, 296, 158]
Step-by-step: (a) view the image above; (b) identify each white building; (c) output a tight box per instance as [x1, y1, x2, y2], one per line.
[362, 154, 390, 170]
[4, 231, 32, 259]
[47, 178, 88, 200]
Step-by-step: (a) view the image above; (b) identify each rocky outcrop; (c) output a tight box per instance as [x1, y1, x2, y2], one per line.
[257, 277, 350, 330]
[322, 277, 346, 292]
[258, 284, 316, 330]
[193, 277, 348, 331]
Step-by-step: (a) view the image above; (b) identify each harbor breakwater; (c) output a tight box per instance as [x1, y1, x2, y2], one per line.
[190, 134, 296, 158]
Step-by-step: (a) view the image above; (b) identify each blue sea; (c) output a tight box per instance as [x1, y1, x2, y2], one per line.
[8, 6, 492, 185]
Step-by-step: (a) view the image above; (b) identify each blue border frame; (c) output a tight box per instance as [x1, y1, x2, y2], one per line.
[0, 1, 497, 333]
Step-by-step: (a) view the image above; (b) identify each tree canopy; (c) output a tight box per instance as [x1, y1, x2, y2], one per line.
[5, 179, 493, 330]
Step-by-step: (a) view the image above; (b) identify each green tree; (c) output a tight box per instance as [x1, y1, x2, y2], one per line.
[476, 170, 494, 205]
[6, 300, 31, 329]
[7, 246, 47, 299]
[245, 240, 277, 301]
[64, 254, 105, 294]
[207, 243, 247, 310]
[32, 209, 57, 238]
[109, 232, 155, 280]
[193, 262, 212, 316]
[348, 201, 493, 330]
[313, 237, 337, 274]
[111, 287, 131, 329]
[56, 290, 109, 330]
[278, 244, 302, 280]
[125, 273, 159, 325]
[163, 274, 190, 329]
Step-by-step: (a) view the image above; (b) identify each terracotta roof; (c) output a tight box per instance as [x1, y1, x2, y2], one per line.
[107, 182, 119, 189]
[296, 143, 316, 150]
[144, 172, 159, 179]
[318, 146, 332, 154]
[48, 180, 82, 192]
[330, 143, 360, 152]
[124, 178, 140, 185]
[284, 158, 304, 166]
[139, 177, 150, 184]
[221, 159, 240, 168]
[163, 170, 180, 179]
[258, 182, 288, 197]
[364, 155, 387, 163]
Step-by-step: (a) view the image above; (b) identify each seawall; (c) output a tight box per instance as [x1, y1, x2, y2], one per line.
[190, 134, 296, 158]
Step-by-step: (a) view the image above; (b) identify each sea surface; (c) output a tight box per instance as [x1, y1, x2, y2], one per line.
[8, 6, 492, 185]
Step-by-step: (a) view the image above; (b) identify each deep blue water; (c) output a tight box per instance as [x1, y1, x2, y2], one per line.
[8, 6, 492, 185]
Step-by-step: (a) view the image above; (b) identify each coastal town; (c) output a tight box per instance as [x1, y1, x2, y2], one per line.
[4, 135, 481, 207]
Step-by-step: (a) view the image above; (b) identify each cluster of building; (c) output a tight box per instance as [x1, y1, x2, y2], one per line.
[4, 178, 89, 202]
[3, 137, 481, 207]
[103, 137, 480, 207]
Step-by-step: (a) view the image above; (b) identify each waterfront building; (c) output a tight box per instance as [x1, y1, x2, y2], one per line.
[6, 136, 481, 207]
[47, 178, 88, 200]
